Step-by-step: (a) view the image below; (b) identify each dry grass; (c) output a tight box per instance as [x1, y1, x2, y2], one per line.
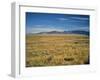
[26, 34, 89, 67]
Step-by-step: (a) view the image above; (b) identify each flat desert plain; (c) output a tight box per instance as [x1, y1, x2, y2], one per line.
[26, 34, 89, 67]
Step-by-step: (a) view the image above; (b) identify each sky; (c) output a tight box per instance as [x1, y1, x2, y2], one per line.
[26, 12, 89, 34]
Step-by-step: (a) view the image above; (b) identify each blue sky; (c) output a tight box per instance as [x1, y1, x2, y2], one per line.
[26, 12, 89, 34]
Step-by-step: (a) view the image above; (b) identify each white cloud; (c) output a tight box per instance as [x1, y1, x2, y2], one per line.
[33, 25, 44, 27]
[70, 17, 89, 20]
[66, 26, 89, 31]
[57, 18, 69, 21]
[26, 25, 63, 34]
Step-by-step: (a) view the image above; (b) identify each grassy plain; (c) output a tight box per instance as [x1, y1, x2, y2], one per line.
[26, 34, 89, 67]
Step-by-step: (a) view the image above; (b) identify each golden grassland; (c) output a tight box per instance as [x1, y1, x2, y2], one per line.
[26, 34, 89, 67]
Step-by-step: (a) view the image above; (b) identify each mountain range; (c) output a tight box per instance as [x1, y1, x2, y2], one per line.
[36, 30, 89, 36]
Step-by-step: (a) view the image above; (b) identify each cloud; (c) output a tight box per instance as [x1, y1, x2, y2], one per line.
[65, 26, 89, 31]
[57, 17, 89, 22]
[33, 25, 44, 27]
[57, 18, 69, 21]
[26, 25, 63, 34]
[70, 17, 89, 21]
